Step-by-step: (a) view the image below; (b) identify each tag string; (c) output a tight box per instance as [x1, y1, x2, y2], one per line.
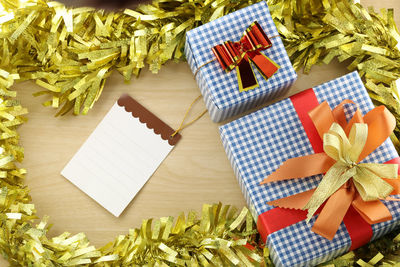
[194, 59, 217, 78]
[194, 34, 280, 78]
[171, 95, 207, 137]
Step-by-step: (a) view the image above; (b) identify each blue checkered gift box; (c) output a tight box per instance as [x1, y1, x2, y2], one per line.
[185, 1, 297, 123]
[219, 71, 400, 267]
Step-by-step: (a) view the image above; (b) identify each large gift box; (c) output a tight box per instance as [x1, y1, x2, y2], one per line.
[219, 71, 400, 266]
[185, 1, 297, 123]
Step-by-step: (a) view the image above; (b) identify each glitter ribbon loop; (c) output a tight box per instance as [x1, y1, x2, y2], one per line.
[212, 21, 280, 92]
[261, 100, 400, 240]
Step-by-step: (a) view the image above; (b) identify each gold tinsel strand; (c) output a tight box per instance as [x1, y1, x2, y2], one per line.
[1, 0, 400, 266]
[0, 0, 257, 116]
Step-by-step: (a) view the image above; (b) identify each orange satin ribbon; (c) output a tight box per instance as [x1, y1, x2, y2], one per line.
[260, 100, 400, 240]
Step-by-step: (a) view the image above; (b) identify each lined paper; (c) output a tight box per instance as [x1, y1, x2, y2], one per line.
[61, 101, 176, 217]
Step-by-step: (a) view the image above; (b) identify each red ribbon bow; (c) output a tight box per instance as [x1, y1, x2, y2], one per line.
[212, 21, 280, 92]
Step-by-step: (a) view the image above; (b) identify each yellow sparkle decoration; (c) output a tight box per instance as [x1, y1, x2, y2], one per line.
[1, 0, 400, 266]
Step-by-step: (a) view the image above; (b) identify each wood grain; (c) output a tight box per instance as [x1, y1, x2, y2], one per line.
[0, 0, 399, 265]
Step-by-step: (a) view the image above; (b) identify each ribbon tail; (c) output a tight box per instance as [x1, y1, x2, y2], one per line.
[384, 177, 400, 194]
[236, 58, 258, 92]
[248, 51, 279, 79]
[260, 153, 334, 184]
[312, 184, 355, 240]
[304, 164, 355, 221]
[352, 193, 392, 224]
[268, 188, 315, 210]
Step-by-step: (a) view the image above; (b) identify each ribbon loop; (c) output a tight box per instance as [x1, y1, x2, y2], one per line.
[323, 123, 350, 162]
[348, 123, 368, 163]
[360, 163, 398, 179]
[212, 21, 279, 92]
[353, 169, 394, 201]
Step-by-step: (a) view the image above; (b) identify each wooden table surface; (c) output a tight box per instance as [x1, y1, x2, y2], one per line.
[1, 0, 399, 265]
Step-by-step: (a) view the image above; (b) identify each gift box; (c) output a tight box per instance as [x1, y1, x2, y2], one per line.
[185, 1, 297, 123]
[219, 71, 400, 267]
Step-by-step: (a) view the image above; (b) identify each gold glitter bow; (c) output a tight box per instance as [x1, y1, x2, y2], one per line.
[305, 122, 398, 221]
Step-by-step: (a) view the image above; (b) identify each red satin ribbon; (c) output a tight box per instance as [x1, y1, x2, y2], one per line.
[257, 88, 400, 250]
[212, 21, 279, 92]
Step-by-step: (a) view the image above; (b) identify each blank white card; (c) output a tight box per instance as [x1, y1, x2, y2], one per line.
[61, 94, 181, 217]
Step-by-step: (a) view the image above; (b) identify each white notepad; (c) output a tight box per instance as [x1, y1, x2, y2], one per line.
[61, 95, 181, 217]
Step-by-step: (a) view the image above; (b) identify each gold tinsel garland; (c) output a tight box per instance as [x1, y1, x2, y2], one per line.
[0, 0, 258, 116]
[1, 0, 400, 266]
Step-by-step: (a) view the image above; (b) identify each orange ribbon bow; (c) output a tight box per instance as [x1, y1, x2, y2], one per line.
[261, 100, 400, 240]
[212, 21, 280, 92]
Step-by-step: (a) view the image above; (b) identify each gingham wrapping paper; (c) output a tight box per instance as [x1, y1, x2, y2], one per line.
[219, 71, 400, 267]
[185, 1, 297, 123]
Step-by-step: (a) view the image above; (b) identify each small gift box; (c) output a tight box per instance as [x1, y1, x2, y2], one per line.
[219, 71, 400, 267]
[185, 1, 297, 123]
